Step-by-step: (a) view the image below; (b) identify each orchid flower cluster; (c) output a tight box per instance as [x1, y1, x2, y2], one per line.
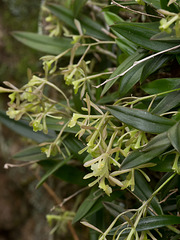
[1, 70, 68, 135]
[68, 94, 150, 195]
[61, 59, 90, 96]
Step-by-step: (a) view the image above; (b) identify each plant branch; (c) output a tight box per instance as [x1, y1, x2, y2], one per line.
[111, 0, 163, 18]
[95, 44, 180, 88]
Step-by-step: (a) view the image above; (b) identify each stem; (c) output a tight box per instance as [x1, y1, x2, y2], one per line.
[95, 44, 180, 88]
[42, 80, 70, 108]
[111, 0, 162, 18]
[167, 225, 180, 234]
[81, 41, 115, 47]
[99, 209, 138, 240]
[76, 71, 113, 85]
[115, 87, 180, 106]
[148, 173, 176, 203]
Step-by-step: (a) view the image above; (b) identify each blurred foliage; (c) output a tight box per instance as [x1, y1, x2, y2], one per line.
[0, 0, 41, 90]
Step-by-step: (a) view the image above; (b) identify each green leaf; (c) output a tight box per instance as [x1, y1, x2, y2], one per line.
[72, 0, 87, 17]
[40, 161, 88, 186]
[151, 84, 180, 114]
[134, 171, 163, 215]
[101, 51, 146, 96]
[97, 92, 119, 104]
[46, 117, 80, 133]
[36, 156, 71, 188]
[13, 146, 47, 161]
[143, 132, 171, 152]
[168, 121, 180, 153]
[141, 78, 180, 94]
[121, 132, 171, 169]
[0, 110, 55, 143]
[155, 173, 179, 201]
[140, 54, 170, 83]
[116, 37, 137, 55]
[109, 215, 180, 236]
[151, 31, 180, 42]
[121, 144, 169, 170]
[47, 3, 111, 40]
[111, 22, 180, 52]
[12, 31, 85, 55]
[85, 191, 123, 220]
[104, 11, 123, 26]
[47, 3, 76, 31]
[119, 62, 145, 97]
[63, 135, 88, 162]
[105, 12, 137, 55]
[151, 155, 174, 172]
[72, 187, 101, 223]
[107, 105, 175, 134]
[143, 0, 161, 9]
[103, 201, 133, 218]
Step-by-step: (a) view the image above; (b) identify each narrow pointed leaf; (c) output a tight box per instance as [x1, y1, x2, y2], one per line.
[85, 191, 123, 220]
[152, 84, 180, 114]
[116, 37, 137, 55]
[0, 110, 55, 142]
[104, 11, 136, 55]
[109, 215, 180, 236]
[151, 155, 174, 172]
[104, 11, 123, 26]
[111, 22, 179, 52]
[121, 132, 171, 169]
[36, 156, 71, 188]
[134, 171, 163, 215]
[168, 121, 180, 153]
[143, 0, 161, 9]
[140, 55, 170, 83]
[151, 30, 180, 42]
[72, 0, 87, 17]
[119, 62, 144, 97]
[103, 201, 133, 218]
[142, 132, 170, 152]
[142, 78, 180, 94]
[40, 162, 89, 186]
[107, 105, 175, 134]
[12, 31, 85, 55]
[13, 146, 47, 161]
[72, 188, 101, 223]
[121, 143, 170, 170]
[101, 51, 146, 96]
[47, 3, 111, 40]
[63, 135, 88, 162]
[46, 117, 80, 133]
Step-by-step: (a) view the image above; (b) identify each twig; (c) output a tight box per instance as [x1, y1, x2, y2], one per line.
[58, 187, 89, 208]
[96, 46, 117, 59]
[4, 160, 40, 169]
[111, 0, 163, 18]
[95, 44, 180, 88]
[159, 188, 178, 204]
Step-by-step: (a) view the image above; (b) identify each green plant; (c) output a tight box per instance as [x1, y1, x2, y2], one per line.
[1, 0, 180, 239]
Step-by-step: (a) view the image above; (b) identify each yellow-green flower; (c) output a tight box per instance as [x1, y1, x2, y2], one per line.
[31, 119, 43, 132]
[68, 113, 83, 128]
[6, 107, 24, 120]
